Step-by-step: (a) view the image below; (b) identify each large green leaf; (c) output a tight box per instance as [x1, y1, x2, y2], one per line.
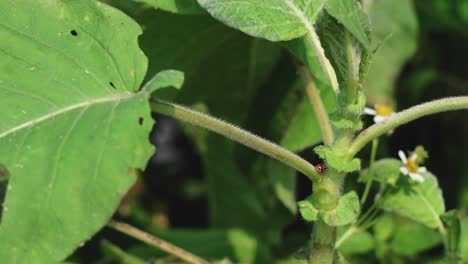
[391, 220, 442, 256]
[135, 0, 204, 14]
[377, 160, 446, 229]
[363, 0, 418, 104]
[196, 0, 327, 41]
[0, 0, 156, 262]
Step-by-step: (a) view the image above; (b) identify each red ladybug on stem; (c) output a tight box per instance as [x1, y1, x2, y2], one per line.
[315, 163, 327, 174]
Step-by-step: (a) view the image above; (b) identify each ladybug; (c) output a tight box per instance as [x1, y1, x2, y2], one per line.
[315, 163, 327, 174]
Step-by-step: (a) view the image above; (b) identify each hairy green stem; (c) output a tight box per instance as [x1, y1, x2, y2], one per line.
[310, 220, 336, 264]
[298, 65, 334, 145]
[349, 96, 468, 156]
[360, 139, 379, 204]
[108, 221, 210, 264]
[151, 99, 320, 182]
[305, 30, 340, 94]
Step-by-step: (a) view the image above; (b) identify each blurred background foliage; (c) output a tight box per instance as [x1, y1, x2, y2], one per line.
[68, 0, 468, 263]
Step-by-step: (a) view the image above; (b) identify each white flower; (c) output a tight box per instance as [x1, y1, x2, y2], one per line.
[364, 104, 395, 123]
[398, 150, 426, 182]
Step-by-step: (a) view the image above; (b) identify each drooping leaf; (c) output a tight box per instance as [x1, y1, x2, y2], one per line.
[379, 166, 446, 229]
[196, 0, 327, 41]
[135, 0, 204, 14]
[321, 191, 360, 226]
[363, 0, 418, 104]
[325, 0, 370, 49]
[0, 0, 156, 262]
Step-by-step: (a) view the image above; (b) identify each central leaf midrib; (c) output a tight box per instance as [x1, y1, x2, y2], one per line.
[0, 93, 133, 139]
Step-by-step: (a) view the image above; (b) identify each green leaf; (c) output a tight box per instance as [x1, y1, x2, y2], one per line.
[391, 220, 442, 256]
[0, 0, 153, 262]
[321, 191, 360, 226]
[196, 0, 327, 41]
[315, 145, 361, 172]
[135, 0, 204, 14]
[380, 170, 446, 229]
[373, 214, 395, 242]
[325, 0, 370, 49]
[337, 227, 374, 254]
[316, 10, 369, 90]
[298, 195, 319, 221]
[363, 0, 418, 104]
[144, 70, 184, 101]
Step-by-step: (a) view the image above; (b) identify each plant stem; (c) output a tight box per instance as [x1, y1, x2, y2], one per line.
[360, 138, 379, 204]
[335, 226, 358, 249]
[108, 220, 210, 264]
[349, 96, 468, 156]
[151, 99, 320, 182]
[298, 66, 334, 145]
[310, 220, 336, 264]
[305, 31, 340, 94]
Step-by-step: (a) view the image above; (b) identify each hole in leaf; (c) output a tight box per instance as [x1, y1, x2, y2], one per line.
[109, 82, 116, 89]
[139, 117, 144, 126]
[70, 30, 78, 36]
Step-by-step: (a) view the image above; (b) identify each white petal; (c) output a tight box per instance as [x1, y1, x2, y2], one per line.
[400, 167, 409, 175]
[410, 153, 418, 161]
[364, 107, 376, 115]
[409, 173, 425, 183]
[398, 150, 407, 163]
[418, 167, 427, 173]
[374, 115, 386, 123]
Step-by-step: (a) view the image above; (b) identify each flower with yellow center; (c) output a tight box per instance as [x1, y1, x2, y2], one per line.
[398, 150, 426, 182]
[364, 104, 396, 123]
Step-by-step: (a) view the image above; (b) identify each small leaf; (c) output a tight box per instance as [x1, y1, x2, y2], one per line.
[197, 0, 327, 41]
[321, 191, 360, 226]
[144, 70, 185, 100]
[358, 158, 401, 184]
[298, 196, 319, 222]
[325, 0, 370, 49]
[315, 145, 361, 172]
[373, 214, 396, 242]
[136, 0, 204, 14]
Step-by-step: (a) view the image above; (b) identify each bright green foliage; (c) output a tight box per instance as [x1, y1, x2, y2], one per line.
[298, 195, 319, 221]
[136, 0, 204, 14]
[359, 158, 401, 184]
[196, 0, 327, 41]
[315, 145, 361, 172]
[145, 70, 184, 100]
[381, 170, 446, 229]
[461, 217, 468, 261]
[325, 0, 370, 49]
[337, 227, 374, 254]
[321, 191, 360, 226]
[0, 0, 159, 262]
[363, 0, 418, 104]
